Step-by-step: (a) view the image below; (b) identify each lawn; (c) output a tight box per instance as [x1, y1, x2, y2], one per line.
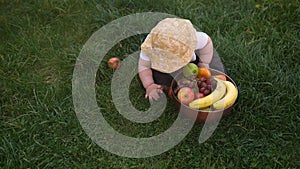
[1, 0, 299, 168]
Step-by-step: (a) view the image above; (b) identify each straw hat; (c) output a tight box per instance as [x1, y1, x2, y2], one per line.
[141, 18, 197, 73]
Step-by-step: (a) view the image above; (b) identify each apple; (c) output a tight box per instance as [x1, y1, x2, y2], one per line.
[195, 92, 205, 99]
[182, 63, 198, 78]
[108, 57, 120, 69]
[214, 74, 227, 81]
[177, 87, 195, 105]
[168, 88, 173, 98]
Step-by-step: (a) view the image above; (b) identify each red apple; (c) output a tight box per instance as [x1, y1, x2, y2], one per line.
[108, 57, 120, 69]
[177, 87, 195, 105]
[168, 88, 173, 98]
[195, 92, 205, 99]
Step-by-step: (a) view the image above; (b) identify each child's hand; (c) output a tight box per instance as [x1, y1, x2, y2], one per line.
[145, 84, 163, 101]
[198, 62, 209, 68]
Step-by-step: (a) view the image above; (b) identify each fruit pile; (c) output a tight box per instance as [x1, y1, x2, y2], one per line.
[173, 63, 238, 111]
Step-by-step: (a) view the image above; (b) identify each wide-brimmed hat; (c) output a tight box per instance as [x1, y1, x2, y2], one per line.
[141, 18, 197, 73]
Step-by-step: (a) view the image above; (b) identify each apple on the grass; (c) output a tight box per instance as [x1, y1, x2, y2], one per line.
[182, 63, 198, 78]
[108, 57, 120, 69]
[177, 87, 195, 105]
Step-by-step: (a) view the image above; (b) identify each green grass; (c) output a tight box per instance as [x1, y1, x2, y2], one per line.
[1, 0, 299, 168]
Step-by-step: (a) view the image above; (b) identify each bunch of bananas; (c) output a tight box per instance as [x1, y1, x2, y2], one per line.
[189, 78, 238, 110]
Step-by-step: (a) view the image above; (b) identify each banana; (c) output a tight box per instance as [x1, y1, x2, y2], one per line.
[189, 78, 226, 109]
[213, 81, 238, 110]
[199, 107, 212, 111]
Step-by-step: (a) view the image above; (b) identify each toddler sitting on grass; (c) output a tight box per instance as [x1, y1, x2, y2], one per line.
[138, 18, 225, 101]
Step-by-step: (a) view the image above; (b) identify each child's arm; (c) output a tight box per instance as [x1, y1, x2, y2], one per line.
[138, 58, 163, 101]
[197, 35, 214, 68]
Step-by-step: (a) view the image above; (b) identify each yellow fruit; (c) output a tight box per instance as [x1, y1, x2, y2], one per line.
[189, 78, 226, 109]
[213, 81, 238, 110]
[199, 106, 211, 111]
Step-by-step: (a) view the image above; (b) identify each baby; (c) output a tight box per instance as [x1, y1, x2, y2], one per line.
[138, 18, 221, 101]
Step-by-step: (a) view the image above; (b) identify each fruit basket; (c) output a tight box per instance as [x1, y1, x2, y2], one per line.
[170, 67, 238, 123]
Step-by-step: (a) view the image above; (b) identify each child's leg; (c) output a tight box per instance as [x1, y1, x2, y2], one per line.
[152, 69, 173, 87]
